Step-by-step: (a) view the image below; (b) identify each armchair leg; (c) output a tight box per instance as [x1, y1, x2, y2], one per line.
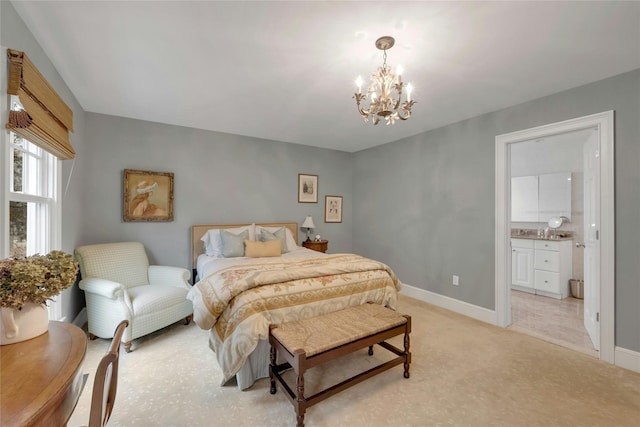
[184, 314, 193, 325]
[123, 341, 132, 353]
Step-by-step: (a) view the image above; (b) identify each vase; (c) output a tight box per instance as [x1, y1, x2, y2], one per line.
[0, 302, 49, 345]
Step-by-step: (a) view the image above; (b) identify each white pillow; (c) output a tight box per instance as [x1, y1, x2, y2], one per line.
[256, 226, 298, 252]
[201, 225, 255, 257]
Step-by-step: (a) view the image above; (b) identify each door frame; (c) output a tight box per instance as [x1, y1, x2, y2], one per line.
[494, 111, 615, 363]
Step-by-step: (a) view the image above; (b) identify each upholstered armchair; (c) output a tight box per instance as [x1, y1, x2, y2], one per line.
[75, 242, 193, 352]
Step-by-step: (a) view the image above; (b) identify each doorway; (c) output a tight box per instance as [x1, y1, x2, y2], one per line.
[508, 128, 597, 356]
[494, 111, 615, 364]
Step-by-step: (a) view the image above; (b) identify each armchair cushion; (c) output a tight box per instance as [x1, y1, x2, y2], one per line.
[127, 285, 189, 316]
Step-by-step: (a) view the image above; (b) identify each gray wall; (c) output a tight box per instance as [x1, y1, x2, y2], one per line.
[353, 69, 640, 352]
[80, 113, 354, 270]
[1, 1, 87, 321]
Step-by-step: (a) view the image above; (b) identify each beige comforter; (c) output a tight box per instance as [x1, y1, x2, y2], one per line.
[187, 254, 400, 384]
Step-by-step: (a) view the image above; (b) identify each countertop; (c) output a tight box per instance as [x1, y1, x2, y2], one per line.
[511, 233, 573, 241]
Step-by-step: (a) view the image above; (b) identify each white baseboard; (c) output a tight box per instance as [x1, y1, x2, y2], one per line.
[400, 283, 640, 375]
[72, 307, 87, 328]
[399, 283, 497, 325]
[615, 346, 640, 373]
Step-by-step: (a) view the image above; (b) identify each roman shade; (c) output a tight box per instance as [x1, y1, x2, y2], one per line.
[6, 49, 75, 160]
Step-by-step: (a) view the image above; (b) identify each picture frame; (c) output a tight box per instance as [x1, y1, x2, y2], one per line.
[324, 195, 343, 223]
[298, 173, 318, 203]
[123, 169, 174, 222]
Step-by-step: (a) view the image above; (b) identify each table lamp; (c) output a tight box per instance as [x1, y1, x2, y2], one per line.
[301, 216, 316, 242]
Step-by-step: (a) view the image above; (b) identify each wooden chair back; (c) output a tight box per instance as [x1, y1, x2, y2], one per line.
[88, 320, 128, 427]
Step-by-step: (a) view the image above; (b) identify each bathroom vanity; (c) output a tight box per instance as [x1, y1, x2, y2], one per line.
[511, 235, 573, 299]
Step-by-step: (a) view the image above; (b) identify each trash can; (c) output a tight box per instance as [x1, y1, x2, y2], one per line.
[569, 279, 584, 299]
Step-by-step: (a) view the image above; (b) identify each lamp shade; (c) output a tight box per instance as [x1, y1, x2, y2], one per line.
[301, 216, 315, 229]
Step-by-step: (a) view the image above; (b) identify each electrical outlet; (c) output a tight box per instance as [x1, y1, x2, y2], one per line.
[452, 275, 459, 286]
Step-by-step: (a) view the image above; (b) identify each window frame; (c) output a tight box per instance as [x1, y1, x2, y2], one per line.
[2, 127, 63, 320]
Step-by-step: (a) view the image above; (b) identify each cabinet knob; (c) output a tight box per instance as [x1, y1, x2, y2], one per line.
[544, 260, 549, 262]
[544, 280, 548, 283]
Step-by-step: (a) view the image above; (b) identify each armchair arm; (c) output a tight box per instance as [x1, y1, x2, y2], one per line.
[79, 277, 126, 299]
[148, 265, 191, 289]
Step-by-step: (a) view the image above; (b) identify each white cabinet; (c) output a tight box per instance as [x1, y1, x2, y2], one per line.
[511, 239, 534, 292]
[512, 238, 572, 299]
[533, 240, 573, 299]
[511, 172, 572, 222]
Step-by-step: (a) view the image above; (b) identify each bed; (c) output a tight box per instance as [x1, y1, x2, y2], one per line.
[187, 222, 401, 390]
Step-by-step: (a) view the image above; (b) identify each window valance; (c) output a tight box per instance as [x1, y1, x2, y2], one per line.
[6, 48, 75, 160]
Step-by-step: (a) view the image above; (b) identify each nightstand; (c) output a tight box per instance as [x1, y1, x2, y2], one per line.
[302, 240, 328, 253]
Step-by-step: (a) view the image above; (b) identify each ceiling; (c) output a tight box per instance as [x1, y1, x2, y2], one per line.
[10, 1, 640, 152]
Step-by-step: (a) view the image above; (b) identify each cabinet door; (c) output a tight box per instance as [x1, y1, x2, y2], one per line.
[511, 176, 539, 222]
[538, 172, 571, 222]
[512, 246, 534, 288]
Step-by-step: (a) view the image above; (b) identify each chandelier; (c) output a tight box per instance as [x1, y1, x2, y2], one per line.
[354, 36, 415, 125]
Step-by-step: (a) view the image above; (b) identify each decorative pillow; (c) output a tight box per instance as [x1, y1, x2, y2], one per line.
[220, 229, 249, 257]
[256, 226, 297, 252]
[245, 240, 281, 258]
[201, 225, 254, 257]
[259, 228, 287, 254]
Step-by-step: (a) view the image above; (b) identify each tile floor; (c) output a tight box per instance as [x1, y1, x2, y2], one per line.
[510, 289, 598, 357]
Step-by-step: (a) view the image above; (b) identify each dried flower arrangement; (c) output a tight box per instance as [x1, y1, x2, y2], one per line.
[0, 251, 78, 310]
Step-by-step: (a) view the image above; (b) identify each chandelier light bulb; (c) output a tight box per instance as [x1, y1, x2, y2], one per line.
[353, 36, 416, 125]
[355, 75, 363, 93]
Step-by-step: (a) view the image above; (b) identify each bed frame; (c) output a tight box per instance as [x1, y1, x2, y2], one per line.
[191, 222, 299, 282]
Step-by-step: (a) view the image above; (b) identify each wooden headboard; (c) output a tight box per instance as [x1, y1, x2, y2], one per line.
[191, 222, 298, 269]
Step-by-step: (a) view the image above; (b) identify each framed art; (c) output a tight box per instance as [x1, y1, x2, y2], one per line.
[298, 173, 318, 203]
[325, 195, 343, 223]
[123, 169, 174, 222]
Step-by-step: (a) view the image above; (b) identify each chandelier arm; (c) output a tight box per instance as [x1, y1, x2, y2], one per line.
[396, 107, 412, 121]
[354, 93, 370, 120]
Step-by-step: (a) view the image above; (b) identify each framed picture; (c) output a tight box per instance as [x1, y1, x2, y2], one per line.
[123, 169, 174, 222]
[298, 173, 318, 203]
[325, 195, 343, 223]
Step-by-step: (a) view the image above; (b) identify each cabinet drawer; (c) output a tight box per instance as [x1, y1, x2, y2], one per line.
[511, 238, 534, 249]
[534, 249, 559, 271]
[535, 270, 559, 293]
[535, 240, 561, 251]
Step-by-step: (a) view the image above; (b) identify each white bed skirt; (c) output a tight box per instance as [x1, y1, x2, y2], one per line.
[235, 338, 271, 390]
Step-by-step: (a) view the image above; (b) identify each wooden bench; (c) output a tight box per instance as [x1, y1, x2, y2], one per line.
[268, 303, 411, 427]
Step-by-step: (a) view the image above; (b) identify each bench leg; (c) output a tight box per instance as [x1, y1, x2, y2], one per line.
[403, 325, 411, 379]
[296, 374, 305, 427]
[368, 345, 374, 356]
[269, 345, 277, 395]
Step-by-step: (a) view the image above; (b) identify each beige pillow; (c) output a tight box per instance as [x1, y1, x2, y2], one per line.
[245, 239, 281, 258]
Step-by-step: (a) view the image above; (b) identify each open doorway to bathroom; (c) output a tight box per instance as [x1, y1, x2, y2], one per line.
[495, 111, 615, 364]
[508, 129, 598, 357]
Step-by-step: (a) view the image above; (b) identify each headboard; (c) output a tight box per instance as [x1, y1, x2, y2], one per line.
[191, 222, 298, 270]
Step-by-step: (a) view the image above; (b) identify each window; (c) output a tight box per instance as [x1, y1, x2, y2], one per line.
[3, 130, 62, 319]
[2, 48, 73, 321]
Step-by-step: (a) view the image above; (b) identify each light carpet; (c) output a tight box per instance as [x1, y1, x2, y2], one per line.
[68, 295, 640, 426]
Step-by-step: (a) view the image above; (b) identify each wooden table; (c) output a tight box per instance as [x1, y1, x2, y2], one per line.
[1, 321, 87, 427]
